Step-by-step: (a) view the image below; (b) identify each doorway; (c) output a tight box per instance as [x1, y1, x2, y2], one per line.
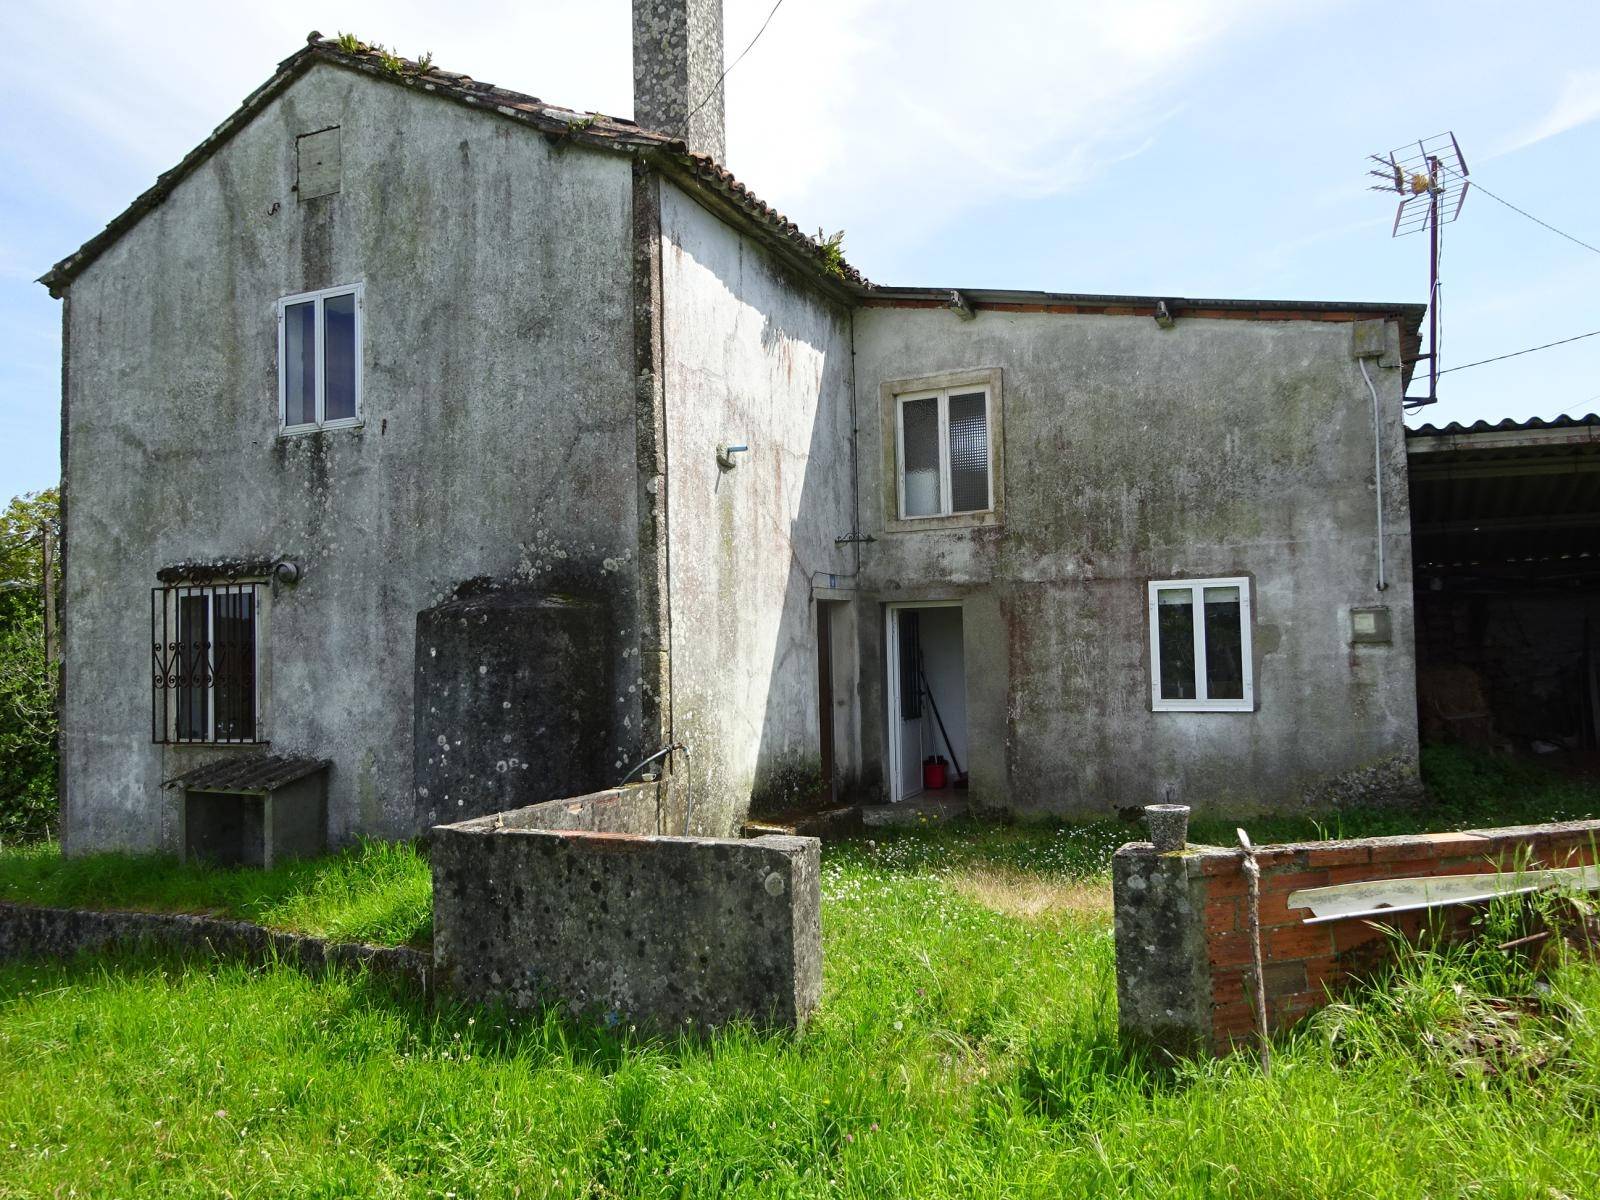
[886, 603, 968, 803]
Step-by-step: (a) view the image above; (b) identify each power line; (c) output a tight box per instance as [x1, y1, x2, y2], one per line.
[672, 0, 788, 149]
[1553, 391, 1600, 420]
[1443, 164, 1600, 257]
[1438, 327, 1600, 375]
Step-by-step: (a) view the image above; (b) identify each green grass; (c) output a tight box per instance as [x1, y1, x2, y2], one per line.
[1, 746, 1599, 1196]
[3, 858, 1600, 1196]
[0, 839, 432, 948]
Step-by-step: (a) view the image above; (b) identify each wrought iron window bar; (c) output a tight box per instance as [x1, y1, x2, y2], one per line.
[151, 582, 262, 744]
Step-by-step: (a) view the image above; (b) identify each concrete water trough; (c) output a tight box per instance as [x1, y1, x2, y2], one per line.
[430, 782, 822, 1030]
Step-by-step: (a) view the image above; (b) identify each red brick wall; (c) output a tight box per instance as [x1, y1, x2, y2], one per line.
[1191, 821, 1600, 1050]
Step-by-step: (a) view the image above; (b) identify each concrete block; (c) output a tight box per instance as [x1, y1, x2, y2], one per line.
[414, 587, 614, 828]
[430, 814, 822, 1030]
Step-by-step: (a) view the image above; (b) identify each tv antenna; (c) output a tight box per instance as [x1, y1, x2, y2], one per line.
[1368, 132, 1469, 408]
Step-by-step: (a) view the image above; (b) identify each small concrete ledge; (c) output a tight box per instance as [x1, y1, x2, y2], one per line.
[0, 901, 430, 991]
[431, 804, 822, 1029]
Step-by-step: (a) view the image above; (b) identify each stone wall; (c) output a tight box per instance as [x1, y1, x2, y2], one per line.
[1114, 819, 1600, 1055]
[0, 902, 430, 990]
[414, 588, 615, 827]
[431, 786, 821, 1028]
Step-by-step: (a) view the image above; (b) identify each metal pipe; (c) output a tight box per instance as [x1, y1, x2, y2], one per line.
[617, 743, 678, 786]
[1359, 356, 1387, 591]
[616, 742, 693, 836]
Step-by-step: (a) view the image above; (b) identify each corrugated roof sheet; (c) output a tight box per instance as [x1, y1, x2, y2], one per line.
[1409, 413, 1600, 437]
[1407, 411, 1600, 571]
[165, 755, 331, 794]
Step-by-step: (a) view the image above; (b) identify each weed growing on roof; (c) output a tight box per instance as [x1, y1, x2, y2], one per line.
[814, 228, 847, 279]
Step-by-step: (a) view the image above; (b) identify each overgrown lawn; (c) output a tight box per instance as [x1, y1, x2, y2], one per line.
[0, 838, 431, 948]
[2, 747, 1599, 1195]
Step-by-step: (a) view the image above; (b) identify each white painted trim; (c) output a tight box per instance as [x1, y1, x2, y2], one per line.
[1146, 577, 1254, 713]
[275, 282, 364, 435]
[885, 600, 964, 802]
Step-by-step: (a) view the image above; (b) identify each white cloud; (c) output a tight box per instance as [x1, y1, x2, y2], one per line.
[722, 0, 1274, 277]
[1500, 69, 1600, 155]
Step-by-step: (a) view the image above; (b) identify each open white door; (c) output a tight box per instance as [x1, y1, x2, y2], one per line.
[886, 603, 966, 803]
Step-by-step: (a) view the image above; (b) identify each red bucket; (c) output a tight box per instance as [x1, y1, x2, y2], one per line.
[922, 757, 948, 790]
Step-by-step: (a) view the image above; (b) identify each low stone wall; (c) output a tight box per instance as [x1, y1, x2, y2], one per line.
[431, 789, 822, 1029]
[0, 902, 431, 990]
[1115, 818, 1600, 1055]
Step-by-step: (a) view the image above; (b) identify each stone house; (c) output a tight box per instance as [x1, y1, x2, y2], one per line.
[41, 1, 1424, 856]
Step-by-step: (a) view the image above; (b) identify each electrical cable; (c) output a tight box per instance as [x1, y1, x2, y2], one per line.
[671, 0, 788, 147]
[1444, 165, 1600, 258]
[1437, 328, 1600, 375]
[1554, 392, 1600, 420]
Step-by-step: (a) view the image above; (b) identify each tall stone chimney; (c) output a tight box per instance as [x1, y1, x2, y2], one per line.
[633, 0, 726, 162]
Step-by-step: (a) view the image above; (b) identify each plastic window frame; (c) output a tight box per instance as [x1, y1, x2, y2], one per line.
[1146, 576, 1255, 713]
[895, 386, 993, 521]
[276, 282, 364, 435]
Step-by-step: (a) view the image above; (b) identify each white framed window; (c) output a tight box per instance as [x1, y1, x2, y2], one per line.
[896, 385, 992, 520]
[277, 282, 363, 433]
[1147, 577, 1254, 712]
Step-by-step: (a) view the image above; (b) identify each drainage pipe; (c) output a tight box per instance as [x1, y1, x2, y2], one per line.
[1358, 356, 1387, 593]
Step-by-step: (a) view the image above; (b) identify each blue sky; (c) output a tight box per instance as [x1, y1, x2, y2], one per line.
[3, 0, 1597, 498]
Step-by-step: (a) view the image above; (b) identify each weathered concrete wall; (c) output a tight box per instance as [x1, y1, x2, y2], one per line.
[657, 183, 861, 833]
[853, 306, 1419, 817]
[58, 64, 643, 853]
[414, 588, 614, 825]
[470, 781, 667, 836]
[431, 810, 822, 1029]
[1114, 818, 1600, 1055]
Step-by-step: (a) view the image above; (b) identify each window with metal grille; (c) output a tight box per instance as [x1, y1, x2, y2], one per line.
[152, 583, 262, 744]
[895, 386, 992, 519]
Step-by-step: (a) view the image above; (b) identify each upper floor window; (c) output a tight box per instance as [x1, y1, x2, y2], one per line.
[277, 283, 362, 433]
[1148, 577, 1254, 712]
[152, 582, 262, 744]
[896, 386, 993, 519]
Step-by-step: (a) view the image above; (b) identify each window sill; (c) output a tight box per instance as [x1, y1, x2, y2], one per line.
[160, 741, 271, 750]
[885, 509, 1001, 534]
[279, 419, 363, 438]
[1151, 703, 1255, 714]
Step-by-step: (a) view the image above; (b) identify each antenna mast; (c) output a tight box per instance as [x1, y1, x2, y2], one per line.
[1368, 132, 1470, 408]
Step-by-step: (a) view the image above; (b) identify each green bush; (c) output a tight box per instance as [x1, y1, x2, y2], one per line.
[0, 488, 57, 844]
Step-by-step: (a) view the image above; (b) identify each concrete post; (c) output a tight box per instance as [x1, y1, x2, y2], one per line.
[1112, 843, 1213, 1056]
